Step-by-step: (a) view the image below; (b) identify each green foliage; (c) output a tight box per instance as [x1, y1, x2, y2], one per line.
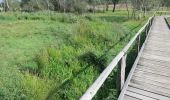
[0, 11, 147, 100]
[167, 18, 170, 25]
[59, 14, 78, 23]
[73, 0, 87, 14]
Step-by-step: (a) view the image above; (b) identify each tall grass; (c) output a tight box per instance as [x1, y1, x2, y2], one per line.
[0, 11, 147, 99]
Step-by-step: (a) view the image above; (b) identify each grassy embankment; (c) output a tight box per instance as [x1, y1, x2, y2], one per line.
[0, 11, 147, 100]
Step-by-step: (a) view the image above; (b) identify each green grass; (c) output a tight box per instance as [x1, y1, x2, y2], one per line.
[0, 11, 148, 100]
[167, 17, 170, 25]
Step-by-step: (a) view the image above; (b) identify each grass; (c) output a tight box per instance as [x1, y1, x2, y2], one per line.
[0, 11, 148, 100]
[167, 17, 170, 26]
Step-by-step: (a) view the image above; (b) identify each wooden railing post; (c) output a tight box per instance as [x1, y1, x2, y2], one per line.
[137, 35, 141, 54]
[117, 54, 127, 95]
[145, 25, 148, 36]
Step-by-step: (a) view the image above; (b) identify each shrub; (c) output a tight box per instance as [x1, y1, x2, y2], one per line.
[73, 1, 87, 14]
[84, 15, 95, 21]
[59, 14, 77, 23]
[35, 46, 99, 99]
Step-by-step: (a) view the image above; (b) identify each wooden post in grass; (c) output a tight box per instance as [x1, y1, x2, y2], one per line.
[117, 54, 127, 95]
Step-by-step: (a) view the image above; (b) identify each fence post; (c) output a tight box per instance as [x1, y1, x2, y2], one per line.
[117, 54, 127, 95]
[137, 35, 141, 54]
[145, 24, 148, 37]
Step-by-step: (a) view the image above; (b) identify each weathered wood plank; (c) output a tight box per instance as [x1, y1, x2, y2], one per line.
[129, 82, 170, 97]
[136, 65, 170, 75]
[143, 51, 170, 58]
[135, 67, 170, 77]
[143, 48, 170, 56]
[145, 46, 170, 52]
[125, 91, 156, 100]
[134, 69, 170, 77]
[131, 75, 170, 89]
[132, 75, 170, 88]
[130, 78, 170, 91]
[124, 95, 140, 100]
[127, 86, 170, 100]
[147, 40, 170, 45]
[133, 73, 170, 84]
[138, 58, 170, 68]
[145, 43, 170, 49]
[142, 53, 170, 62]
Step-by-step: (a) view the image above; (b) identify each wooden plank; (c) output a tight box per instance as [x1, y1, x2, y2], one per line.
[127, 86, 170, 100]
[145, 46, 170, 52]
[131, 75, 170, 89]
[136, 65, 170, 75]
[125, 91, 156, 100]
[129, 83, 170, 98]
[146, 41, 170, 46]
[144, 48, 170, 55]
[134, 69, 170, 78]
[149, 35, 170, 38]
[135, 67, 170, 77]
[138, 58, 170, 68]
[133, 72, 170, 85]
[146, 43, 170, 48]
[142, 53, 170, 62]
[130, 78, 170, 90]
[129, 80, 170, 97]
[124, 95, 140, 100]
[139, 58, 170, 68]
[147, 40, 170, 45]
[145, 44, 170, 49]
[143, 50, 170, 58]
[146, 38, 170, 43]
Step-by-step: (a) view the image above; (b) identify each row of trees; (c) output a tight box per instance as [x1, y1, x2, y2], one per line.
[0, 0, 170, 14]
[0, 0, 120, 13]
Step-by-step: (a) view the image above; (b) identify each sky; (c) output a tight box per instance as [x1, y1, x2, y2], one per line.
[0, 0, 21, 3]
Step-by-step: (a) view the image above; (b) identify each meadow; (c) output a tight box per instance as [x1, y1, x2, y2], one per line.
[0, 11, 147, 100]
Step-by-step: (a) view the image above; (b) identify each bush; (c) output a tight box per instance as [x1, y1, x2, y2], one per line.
[84, 15, 95, 21]
[35, 46, 99, 99]
[73, 1, 87, 14]
[59, 14, 78, 23]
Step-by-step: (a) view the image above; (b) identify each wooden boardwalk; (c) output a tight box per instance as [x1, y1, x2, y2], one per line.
[119, 17, 170, 100]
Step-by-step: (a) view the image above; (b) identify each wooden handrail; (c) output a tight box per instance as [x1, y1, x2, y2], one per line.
[80, 16, 154, 100]
[118, 16, 154, 100]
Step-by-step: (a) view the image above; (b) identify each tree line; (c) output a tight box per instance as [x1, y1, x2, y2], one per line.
[0, 0, 170, 14]
[0, 0, 119, 13]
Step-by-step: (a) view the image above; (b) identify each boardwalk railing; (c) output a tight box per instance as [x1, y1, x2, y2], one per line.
[80, 16, 155, 100]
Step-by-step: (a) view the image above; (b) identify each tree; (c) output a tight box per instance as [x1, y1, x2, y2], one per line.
[4, 0, 9, 11]
[125, 0, 129, 18]
[112, 0, 119, 12]
[20, 0, 48, 11]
